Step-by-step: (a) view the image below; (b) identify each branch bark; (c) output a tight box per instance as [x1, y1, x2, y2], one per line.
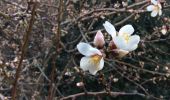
[11, 2, 37, 100]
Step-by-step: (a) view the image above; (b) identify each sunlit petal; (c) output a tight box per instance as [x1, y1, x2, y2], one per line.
[126, 44, 138, 51]
[146, 5, 155, 11]
[158, 10, 162, 16]
[103, 21, 116, 38]
[80, 56, 103, 75]
[93, 30, 105, 48]
[113, 36, 126, 50]
[128, 35, 140, 46]
[88, 56, 103, 75]
[119, 25, 134, 36]
[151, 10, 158, 17]
[77, 42, 102, 56]
[80, 57, 90, 71]
[151, 0, 158, 5]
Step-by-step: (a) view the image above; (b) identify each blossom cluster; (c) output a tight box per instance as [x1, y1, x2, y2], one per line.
[77, 21, 140, 75]
[76, 0, 163, 75]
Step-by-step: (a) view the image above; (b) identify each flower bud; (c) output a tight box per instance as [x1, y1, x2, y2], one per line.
[93, 30, 105, 48]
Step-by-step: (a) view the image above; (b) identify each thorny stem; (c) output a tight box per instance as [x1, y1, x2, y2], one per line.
[47, 0, 63, 100]
[11, 2, 37, 100]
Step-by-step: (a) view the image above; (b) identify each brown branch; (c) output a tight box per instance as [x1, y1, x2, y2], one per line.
[11, 2, 37, 100]
[61, 0, 148, 25]
[127, 1, 148, 8]
[113, 59, 167, 76]
[60, 91, 146, 100]
[47, 0, 63, 100]
[104, 60, 161, 100]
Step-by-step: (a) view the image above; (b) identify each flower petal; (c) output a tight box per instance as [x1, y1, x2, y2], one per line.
[77, 42, 102, 56]
[88, 60, 100, 75]
[80, 57, 90, 71]
[125, 44, 138, 51]
[88, 57, 103, 75]
[146, 5, 155, 11]
[151, 10, 158, 17]
[98, 58, 104, 70]
[113, 36, 126, 50]
[125, 35, 140, 51]
[151, 0, 158, 5]
[89, 68, 98, 75]
[158, 3, 162, 9]
[80, 56, 104, 75]
[103, 21, 116, 38]
[118, 25, 134, 36]
[93, 30, 105, 48]
[158, 10, 162, 16]
[128, 35, 140, 46]
[113, 49, 129, 58]
[161, 27, 167, 35]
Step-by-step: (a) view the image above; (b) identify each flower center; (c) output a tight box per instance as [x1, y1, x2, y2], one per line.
[154, 6, 159, 11]
[122, 33, 130, 43]
[91, 55, 102, 64]
[90, 55, 102, 70]
[154, 3, 162, 11]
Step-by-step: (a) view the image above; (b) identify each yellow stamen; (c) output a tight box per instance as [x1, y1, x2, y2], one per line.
[91, 55, 102, 64]
[89, 55, 102, 70]
[122, 33, 130, 43]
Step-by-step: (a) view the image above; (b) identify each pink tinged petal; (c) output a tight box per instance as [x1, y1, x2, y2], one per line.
[113, 36, 126, 50]
[151, 10, 158, 17]
[158, 10, 162, 16]
[80, 57, 90, 71]
[77, 42, 102, 56]
[146, 5, 155, 11]
[93, 30, 105, 48]
[103, 21, 116, 38]
[113, 49, 129, 58]
[151, 0, 158, 5]
[118, 25, 134, 36]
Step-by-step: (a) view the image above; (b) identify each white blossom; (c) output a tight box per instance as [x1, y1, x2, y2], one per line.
[146, 0, 162, 17]
[103, 21, 140, 54]
[77, 42, 104, 75]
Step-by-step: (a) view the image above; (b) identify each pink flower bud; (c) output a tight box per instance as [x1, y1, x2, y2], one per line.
[93, 30, 105, 48]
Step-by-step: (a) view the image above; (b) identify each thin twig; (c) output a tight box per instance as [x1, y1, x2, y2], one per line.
[60, 91, 146, 100]
[47, 0, 63, 100]
[11, 2, 37, 100]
